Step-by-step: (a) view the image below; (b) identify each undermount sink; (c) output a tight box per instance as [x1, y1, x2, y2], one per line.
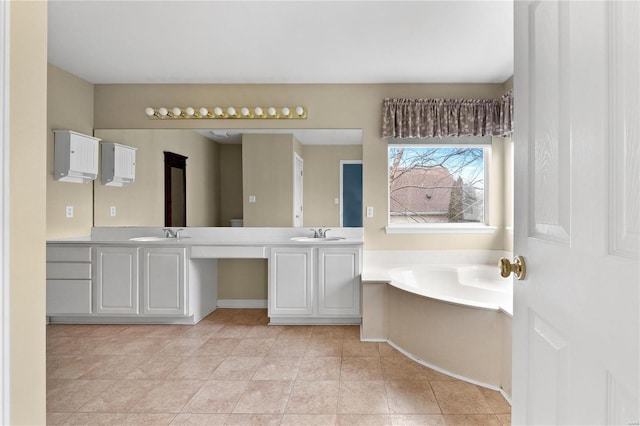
[290, 236, 346, 242]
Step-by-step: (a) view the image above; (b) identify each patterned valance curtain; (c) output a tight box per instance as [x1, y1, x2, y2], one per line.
[382, 90, 513, 138]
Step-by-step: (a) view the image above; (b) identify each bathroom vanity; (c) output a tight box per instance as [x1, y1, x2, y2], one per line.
[46, 227, 363, 325]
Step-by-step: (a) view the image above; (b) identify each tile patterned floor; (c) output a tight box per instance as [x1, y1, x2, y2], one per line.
[46, 309, 511, 425]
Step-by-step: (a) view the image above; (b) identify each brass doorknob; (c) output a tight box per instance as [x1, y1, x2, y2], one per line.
[499, 256, 527, 280]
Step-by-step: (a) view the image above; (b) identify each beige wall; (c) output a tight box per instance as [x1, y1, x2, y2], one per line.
[47, 64, 95, 239]
[303, 144, 363, 227]
[93, 129, 220, 227]
[219, 144, 243, 226]
[242, 133, 296, 227]
[9, 1, 47, 423]
[94, 83, 510, 250]
[217, 259, 268, 300]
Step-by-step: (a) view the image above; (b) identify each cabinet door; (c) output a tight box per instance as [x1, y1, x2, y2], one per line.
[114, 145, 136, 179]
[317, 247, 361, 316]
[95, 246, 139, 315]
[269, 248, 313, 316]
[141, 247, 187, 316]
[68, 132, 98, 175]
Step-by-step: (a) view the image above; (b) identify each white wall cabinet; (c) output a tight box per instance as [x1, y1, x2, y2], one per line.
[317, 247, 361, 317]
[141, 247, 187, 316]
[95, 246, 139, 315]
[101, 142, 136, 187]
[269, 245, 361, 324]
[53, 130, 99, 183]
[46, 245, 93, 315]
[269, 247, 313, 317]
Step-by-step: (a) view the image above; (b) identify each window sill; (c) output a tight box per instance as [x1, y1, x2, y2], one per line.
[385, 224, 497, 234]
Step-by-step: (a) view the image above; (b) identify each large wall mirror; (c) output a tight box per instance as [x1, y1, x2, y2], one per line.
[93, 128, 363, 228]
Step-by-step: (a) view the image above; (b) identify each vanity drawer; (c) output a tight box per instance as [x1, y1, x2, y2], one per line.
[46, 262, 92, 279]
[47, 246, 92, 262]
[46, 280, 92, 314]
[190, 246, 267, 259]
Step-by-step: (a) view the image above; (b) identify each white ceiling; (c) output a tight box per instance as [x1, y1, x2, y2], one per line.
[48, 0, 514, 85]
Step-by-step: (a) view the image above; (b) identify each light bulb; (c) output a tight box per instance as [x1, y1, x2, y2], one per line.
[254, 107, 263, 117]
[172, 107, 182, 117]
[185, 107, 195, 117]
[227, 107, 236, 116]
[267, 107, 277, 117]
[281, 107, 290, 116]
[199, 107, 209, 117]
[295, 106, 304, 116]
[158, 107, 168, 117]
[145, 107, 155, 117]
[213, 107, 223, 116]
[241, 107, 250, 117]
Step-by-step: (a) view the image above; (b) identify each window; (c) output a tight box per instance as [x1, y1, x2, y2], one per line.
[388, 145, 489, 231]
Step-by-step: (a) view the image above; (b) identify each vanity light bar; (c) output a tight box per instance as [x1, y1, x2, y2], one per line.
[145, 106, 307, 119]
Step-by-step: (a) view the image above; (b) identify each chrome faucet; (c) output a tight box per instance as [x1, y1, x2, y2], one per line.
[311, 228, 331, 238]
[162, 228, 185, 238]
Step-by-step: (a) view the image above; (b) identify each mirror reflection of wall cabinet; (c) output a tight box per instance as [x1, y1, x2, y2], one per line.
[101, 142, 137, 187]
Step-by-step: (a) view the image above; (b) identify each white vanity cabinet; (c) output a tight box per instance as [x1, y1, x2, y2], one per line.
[269, 245, 362, 324]
[317, 247, 361, 317]
[141, 247, 187, 316]
[269, 247, 313, 317]
[46, 245, 93, 315]
[95, 246, 139, 315]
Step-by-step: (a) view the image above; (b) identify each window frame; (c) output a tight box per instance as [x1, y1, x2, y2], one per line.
[385, 143, 496, 234]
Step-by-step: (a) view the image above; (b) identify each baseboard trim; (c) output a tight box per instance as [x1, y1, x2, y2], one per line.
[217, 299, 268, 308]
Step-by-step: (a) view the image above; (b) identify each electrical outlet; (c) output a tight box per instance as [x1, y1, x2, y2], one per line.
[65, 206, 74, 218]
[334, 198, 340, 205]
[248, 195, 256, 203]
[110, 206, 116, 217]
[366, 206, 374, 218]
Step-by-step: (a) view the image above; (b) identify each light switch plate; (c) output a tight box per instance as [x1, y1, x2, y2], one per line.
[110, 206, 116, 217]
[366, 206, 374, 218]
[65, 206, 74, 218]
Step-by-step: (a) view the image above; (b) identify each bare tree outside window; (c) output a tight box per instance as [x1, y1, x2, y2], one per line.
[389, 147, 486, 224]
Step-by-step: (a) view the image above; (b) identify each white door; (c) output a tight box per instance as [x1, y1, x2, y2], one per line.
[293, 153, 303, 227]
[512, 1, 639, 424]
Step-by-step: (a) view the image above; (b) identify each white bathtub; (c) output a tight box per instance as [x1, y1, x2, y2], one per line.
[387, 264, 513, 315]
[361, 251, 513, 398]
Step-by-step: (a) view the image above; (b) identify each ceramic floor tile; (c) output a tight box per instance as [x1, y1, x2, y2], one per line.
[443, 414, 503, 425]
[381, 357, 434, 381]
[268, 338, 309, 356]
[46, 412, 71, 425]
[338, 381, 389, 414]
[286, 380, 339, 414]
[167, 356, 226, 380]
[342, 340, 380, 357]
[378, 343, 403, 357]
[132, 380, 203, 413]
[306, 338, 344, 357]
[245, 325, 285, 339]
[384, 381, 441, 414]
[182, 380, 249, 414]
[212, 324, 253, 338]
[310, 325, 347, 339]
[114, 412, 177, 425]
[277, 325, 314, 339]
[478, 387, 511, 414]
[430, 381, 494, 415]
[122, 356, 183, 380]
[224, 413, 283, 425]
[169, 413, 229, 425]
[336, 414, 393, 425]
[156, 337, 209, 356]
[233, 380, 293, 414]
[230, 338, 275, 356]
[77, 355, 147, 380]
[78, 379, 160, 412]
[181, 323, 225, 339]
[281, 414, 337, 425]
[252, 356, 301, 381]
[343, 326, 362, 339]
[296, 356, 342, 381]
[341, 356, 383, 380]
[47, 379, 115, 412]
[210, 356, 263, 380]
[389, 414, 447, 425]
[47, 355, 109, 380]
[496, 413, 511, 425]
[57, 412, 123, 425]
[190, 337, 241, 357]
[144, 325, 190, 338]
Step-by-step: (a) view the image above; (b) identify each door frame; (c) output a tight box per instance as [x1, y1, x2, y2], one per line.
[163, 151, 188, 227]
[339, 160, 363, 227]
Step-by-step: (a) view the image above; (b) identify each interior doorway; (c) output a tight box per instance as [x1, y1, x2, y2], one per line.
[340, 161, 363, 227]
[164, 152, 187, 227]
